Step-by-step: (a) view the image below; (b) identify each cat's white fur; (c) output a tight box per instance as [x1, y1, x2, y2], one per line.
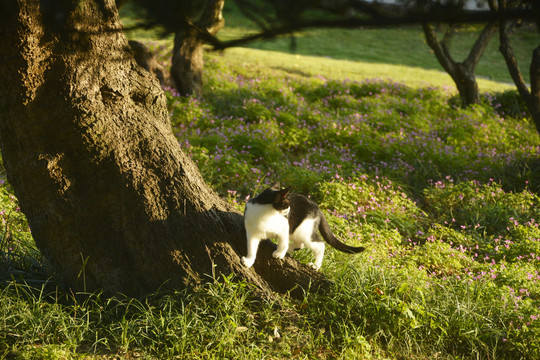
[242, 202, 326, 270]
[242, 202, 290, 268]
[289, 218, 325, 270]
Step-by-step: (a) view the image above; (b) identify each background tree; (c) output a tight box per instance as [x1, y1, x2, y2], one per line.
[128, 39, 173, 88]
[170, 0, 225, 97]
[422, 22, 497, 107]
[122, 0, 225, 96]
[493, 0, 540, 134]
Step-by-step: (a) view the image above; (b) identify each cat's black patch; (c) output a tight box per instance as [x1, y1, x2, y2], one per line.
[250, 183, 290, 211]
[288, 193, 321, 236]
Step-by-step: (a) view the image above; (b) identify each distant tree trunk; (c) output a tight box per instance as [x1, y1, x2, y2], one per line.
[171, 0, 225, 97]
[0, 0, 326, 298]
[423, 22, 497, 107]
[128, 40, 173, 88]
[500, 38, 540, 134]
[496, 0, 540, 135]
[530, 47, 540, 132]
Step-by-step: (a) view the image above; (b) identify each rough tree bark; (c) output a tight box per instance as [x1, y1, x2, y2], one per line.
[0, 0, 326, 298]
[171, 0, 225, 97]
[423, 22, 497, 107]
[495, 0, 540, 135]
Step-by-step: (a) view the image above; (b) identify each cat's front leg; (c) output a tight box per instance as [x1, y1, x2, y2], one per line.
[272, 232, 289, 260]
[242, 236, 260, 268]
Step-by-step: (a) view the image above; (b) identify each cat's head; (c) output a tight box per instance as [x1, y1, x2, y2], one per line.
[257, 182, 290, 211]
[270, 182, 290, 211]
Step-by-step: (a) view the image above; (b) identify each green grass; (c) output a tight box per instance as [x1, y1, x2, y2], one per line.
[215, 46, 515, 93]
[2, 5, 540, 360]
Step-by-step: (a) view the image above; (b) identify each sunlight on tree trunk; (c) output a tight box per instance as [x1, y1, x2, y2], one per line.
[0, 0, 326, 298]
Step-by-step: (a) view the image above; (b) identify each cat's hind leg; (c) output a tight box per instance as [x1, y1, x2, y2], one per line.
[287, 240, 304, 253]
[306, 241, 325, 270]
[242, 236, 260, 268]
[287, 232, 303, 253]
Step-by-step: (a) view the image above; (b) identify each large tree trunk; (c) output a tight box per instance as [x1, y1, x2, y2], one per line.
[423, 22, 497, 107]
[0, 0, 325, 298]
[170, 0, 225, 97]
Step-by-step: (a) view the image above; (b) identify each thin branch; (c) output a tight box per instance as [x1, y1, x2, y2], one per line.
[498, 0, 531, 102]
[463, 21, 498, 68]
[441, 24, 458, 45]
[232, 0, 273, 31]
[422, 23, 456, 75]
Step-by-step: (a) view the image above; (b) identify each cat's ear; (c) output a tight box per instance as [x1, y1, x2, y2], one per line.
[270, 182, 281, 190]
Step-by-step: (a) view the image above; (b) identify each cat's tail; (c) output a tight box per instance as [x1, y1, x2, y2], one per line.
[319, 213, 365, 254]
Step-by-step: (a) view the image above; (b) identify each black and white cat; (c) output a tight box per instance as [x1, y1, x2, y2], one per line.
[242, 183, 365, 270]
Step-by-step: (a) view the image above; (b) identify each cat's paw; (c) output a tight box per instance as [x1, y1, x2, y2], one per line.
[241, 256, 254, 268]
[272, 250, 286, 259]
[308, 262, 321, 270]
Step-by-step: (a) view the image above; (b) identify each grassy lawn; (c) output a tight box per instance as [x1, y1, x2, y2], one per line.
[216, 46, 515, 93]
[2, 4, 540, 360]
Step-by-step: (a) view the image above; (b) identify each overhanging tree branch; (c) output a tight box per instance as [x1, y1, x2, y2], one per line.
[120, 1, 538, 51]
[204, 7, 535, 51]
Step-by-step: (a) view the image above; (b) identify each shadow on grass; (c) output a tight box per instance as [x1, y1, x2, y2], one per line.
[0, 234, 53, 288]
